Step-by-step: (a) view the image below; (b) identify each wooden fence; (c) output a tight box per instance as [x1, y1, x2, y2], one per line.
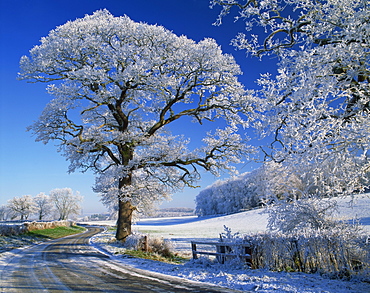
[191, 240, 252, 264]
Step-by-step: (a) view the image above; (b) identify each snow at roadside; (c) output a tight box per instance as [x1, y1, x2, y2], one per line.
[88, 194, 370, 293]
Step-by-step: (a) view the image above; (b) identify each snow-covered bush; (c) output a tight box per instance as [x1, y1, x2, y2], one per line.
[218, 225, 369, 280]
[123, 232, 143, 250]
[0, 224, 27, 236]
[148, 236, 174, 258]
[123, 232, 174, 257]
[249, 228, 369, 279]
[267, 198, 339, 233]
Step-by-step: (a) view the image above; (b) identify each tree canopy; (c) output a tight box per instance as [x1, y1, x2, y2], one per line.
[212, 0, 370, 198]
[20, 9, 253, 240]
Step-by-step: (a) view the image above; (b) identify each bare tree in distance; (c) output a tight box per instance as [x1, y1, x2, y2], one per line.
[0, 205, 13, 221]
[7, 195, 35, 221]
[19, 10, 254, 240]
[49, 188, 82, 220]
[34, 192, 53, 220]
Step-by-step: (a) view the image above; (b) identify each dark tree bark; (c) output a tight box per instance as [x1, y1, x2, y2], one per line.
[116, 199, 135, 241]
[115, 175, 136, 241]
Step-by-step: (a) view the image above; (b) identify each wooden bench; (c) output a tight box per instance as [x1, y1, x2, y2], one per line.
[191, 240, 252, 264]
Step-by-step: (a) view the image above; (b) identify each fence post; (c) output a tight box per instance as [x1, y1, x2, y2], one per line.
[244, 245, 253, 267]
[143, 235, 149, 252]
[191, 242, 198, 259]
[216, 244, 226, 264]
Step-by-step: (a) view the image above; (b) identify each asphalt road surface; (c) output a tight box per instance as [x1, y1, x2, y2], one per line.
[0, 226, 241, 292]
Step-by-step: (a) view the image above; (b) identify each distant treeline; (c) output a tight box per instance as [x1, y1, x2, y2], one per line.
[151, 207, 194, 218]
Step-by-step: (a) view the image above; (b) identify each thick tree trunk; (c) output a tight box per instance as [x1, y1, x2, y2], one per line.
[115, 174, 135, 241]
[115, 199, 135, 241]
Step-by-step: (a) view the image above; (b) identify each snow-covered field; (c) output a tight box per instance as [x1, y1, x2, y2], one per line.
[87, 194, 370, 292]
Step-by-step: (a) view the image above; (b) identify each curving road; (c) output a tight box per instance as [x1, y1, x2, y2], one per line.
[0, 227, 240, 292]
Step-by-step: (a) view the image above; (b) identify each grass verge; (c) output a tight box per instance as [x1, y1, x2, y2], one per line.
[122, 249, 189, 264]
[25, 225, 86, 239]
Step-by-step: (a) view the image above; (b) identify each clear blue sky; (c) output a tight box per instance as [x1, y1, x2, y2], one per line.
[0, 0, 273, 214]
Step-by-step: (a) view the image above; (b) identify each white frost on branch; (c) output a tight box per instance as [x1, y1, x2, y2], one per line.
[212, 0, 370, 199]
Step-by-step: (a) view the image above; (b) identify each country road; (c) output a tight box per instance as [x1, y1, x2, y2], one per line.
[0, 226, 240, 293]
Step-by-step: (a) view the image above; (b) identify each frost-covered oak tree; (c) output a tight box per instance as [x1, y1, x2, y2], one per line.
[20, 10, 252, 240]
[212, 0, 370, 198]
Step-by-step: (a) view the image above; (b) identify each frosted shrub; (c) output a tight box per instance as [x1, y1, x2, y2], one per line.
[219, 226, 369, 279]
[220, 225, 241, 241]
[219, 226, 251, 265]
[123, 232, 174, 257]
[123, 232, 143, 250]
[258, 195, 370, 278]
[0, 224, 26, 236]
[148, 236, 174, 258]
[267, 198, 338, 233]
